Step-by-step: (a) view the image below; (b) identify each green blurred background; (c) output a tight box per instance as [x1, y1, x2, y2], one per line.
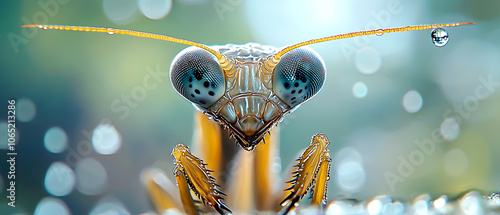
[1, 0, 499, 214]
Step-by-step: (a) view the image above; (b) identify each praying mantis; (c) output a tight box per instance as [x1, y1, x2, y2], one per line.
[22, 21, 474, 214]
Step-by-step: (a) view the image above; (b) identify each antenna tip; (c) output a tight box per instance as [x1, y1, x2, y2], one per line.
[462, 22, 476, 26]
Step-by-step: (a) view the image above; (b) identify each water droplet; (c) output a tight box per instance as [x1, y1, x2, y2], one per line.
[402, 90, 423, 113]
[460, 191, 484, 215]
[431, 28, 449, 47]
[489, 193, 500, 207]
[43, 26, 48, 30]
[44, 162, 75, 196]
[92, 124, 122, 155]
[432, 195, 448, 210]
[367, 198, 383, 214]
[413, 194, 430, 214]
[106, 28, 115, 35]
[375, 29, 384, 36]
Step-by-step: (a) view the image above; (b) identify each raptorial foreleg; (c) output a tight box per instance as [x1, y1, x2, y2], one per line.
[280, 133, 332, 214]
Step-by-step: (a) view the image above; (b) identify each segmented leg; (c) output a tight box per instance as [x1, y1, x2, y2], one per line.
[191, 111, 224, 180]
[225, 149, 255, 212]
[280, 133, 331, 214]
[254, 126, 280, 211]
[172, 144, 232, 214]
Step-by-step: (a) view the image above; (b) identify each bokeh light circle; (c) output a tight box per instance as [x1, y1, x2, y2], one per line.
[34, 197, 70, 215]
[92, 124, 122, 155]
[44, 127, 68, 153]
[440, 118, 460, 141]
[44, 162, 75, 196]
[352, 81, 368, 98]
[103, 0, 137, 24]
[17, 98, 36, 122]
[355, 47, 382, 75]
[138, 0, 172, 20]
[75, 157, 108, 195]
[337, 161, 366, 192]
[402, 90, 423, 113]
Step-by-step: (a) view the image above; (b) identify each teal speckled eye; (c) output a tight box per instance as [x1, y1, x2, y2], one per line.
[170, 46, 225, 108]
[272, 47, 326, 108]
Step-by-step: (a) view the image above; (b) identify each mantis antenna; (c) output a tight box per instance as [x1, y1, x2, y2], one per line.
[262, 22, 475, 72]
[20, 24, 234, 70]
[22, 22, 474, 73]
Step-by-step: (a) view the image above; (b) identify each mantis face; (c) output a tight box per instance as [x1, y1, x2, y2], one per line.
[170, 44, 326, 150]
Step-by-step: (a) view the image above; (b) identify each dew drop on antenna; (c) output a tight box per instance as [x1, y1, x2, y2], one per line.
[431, 28, 449, 47]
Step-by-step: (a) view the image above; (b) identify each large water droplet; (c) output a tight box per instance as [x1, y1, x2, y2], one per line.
[431, 28, 449, 47]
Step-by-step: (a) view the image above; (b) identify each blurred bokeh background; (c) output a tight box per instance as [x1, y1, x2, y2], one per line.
[1, 0, 499, 214]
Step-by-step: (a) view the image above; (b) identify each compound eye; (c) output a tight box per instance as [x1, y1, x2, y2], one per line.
[170, 46, 225, 108]
[272, 47, 326, 108]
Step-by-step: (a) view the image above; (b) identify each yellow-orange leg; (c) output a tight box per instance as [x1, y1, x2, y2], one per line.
[280, 133, 332, 214]
[191, 111, 281, 213]
[172, 144, 231, 215]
